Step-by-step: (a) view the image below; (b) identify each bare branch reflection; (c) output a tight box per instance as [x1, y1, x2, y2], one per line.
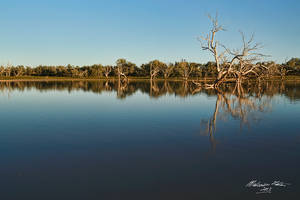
[200, 81, 274, 152]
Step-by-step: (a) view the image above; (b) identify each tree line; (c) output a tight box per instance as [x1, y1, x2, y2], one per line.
[0, 57, 299, 79]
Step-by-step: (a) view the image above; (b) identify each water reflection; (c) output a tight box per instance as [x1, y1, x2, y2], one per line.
[200, 84, 272, 152]
[1, 80, 300, 101]
[1, 80, 299, 152]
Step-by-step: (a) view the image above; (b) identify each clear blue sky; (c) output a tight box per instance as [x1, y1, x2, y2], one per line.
[0, 0, 299, 66]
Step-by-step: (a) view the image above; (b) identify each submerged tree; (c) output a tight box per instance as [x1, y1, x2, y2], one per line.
[198, 13, 268, 88]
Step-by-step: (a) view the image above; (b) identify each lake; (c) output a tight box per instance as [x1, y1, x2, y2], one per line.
[0, 80, 299, 200]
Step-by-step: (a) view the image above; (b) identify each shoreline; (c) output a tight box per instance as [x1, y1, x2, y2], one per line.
[0, 76, 300, 82]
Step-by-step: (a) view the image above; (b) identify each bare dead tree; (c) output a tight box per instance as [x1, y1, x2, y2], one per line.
[198, 13, 226, 88]
[103, 66, 112, 79]
[116, 59, 128, 82]
[198, 13, 268, 88]
[223, 31, 267, 84]
[117, 66, 128, 81]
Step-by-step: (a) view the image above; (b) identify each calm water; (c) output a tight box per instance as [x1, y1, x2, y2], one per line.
[0, 80, 299, 200]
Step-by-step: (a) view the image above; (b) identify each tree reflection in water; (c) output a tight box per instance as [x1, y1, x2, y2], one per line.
[0, 80, 299, 152]
[199, 81, 273, 152]
[1, 80, 299, 101]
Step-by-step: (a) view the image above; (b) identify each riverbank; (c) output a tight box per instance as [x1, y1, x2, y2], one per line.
[0, 76, 300, 82]
[0, 76, 216, 82]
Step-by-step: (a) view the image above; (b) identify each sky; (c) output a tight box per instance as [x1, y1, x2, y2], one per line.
[0, 0, 299, 66]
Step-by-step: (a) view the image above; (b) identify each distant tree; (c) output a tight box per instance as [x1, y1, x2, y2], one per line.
[5, 63, 12, 77]
[177, 60, 194, 80]
[0, 57, 297, 79]
[14, 66, 25, 77]
[140, 64, 150, 77]
[286, 58, 300, 68]
[126, 61, 138, 76]
[103, 66, 112, 79]
[115, 58, 129, 81]
[90, 64, 103, 77]
[149, 60, 165, 80]
[284, 58, 300, 75]
[190, 62, 204, 78]
[161, 63, 174, 79]
[0, 66, 5, 76]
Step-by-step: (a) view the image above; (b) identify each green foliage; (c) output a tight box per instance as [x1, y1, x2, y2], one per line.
[284, 58, 300, 74]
